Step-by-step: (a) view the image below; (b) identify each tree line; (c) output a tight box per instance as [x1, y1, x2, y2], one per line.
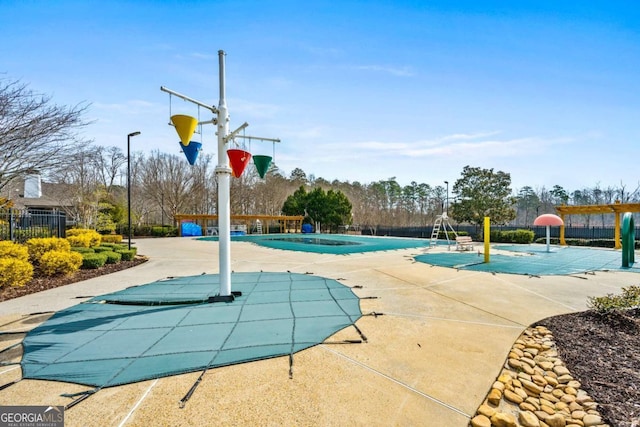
[2, 76, 639, 232]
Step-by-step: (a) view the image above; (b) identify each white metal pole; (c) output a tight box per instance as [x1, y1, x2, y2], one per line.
[546, 225, 551, 252]
[215, 49, 232, 297]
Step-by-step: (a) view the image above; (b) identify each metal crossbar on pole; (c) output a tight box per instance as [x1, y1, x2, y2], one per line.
[233, 135, 281, 143]
[160, 86, 218, 114]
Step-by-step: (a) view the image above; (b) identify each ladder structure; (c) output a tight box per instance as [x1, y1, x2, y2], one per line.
[429, 213, 458, 248]
[256, 220, 263, 234]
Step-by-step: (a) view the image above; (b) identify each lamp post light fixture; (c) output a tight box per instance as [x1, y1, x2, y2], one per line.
[127, 131, 141, 250]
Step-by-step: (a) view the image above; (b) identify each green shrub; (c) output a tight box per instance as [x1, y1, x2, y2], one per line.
[587, 285, 640, 313]
[0, 241, 29, 261]
[150, 226, 178, 237]
[534, 237, 560, 245]
[489, 229, 534, 244]
[533, 238, 640, 249]
[0, 258, 34, 288]
[100, 242, 129, 249]
[39, 250, 83, 276]
[93, 246, 114, 253]
[71, 247, 95, 254]
[26, 237, 71, 264]
[437, 230, 468, 239]
[81, 253, 108, 269]
[103, 251, 122, 264]
[115, 249, 136, 261]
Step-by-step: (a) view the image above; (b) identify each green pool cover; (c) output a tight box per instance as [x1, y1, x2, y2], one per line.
[21, 272, 361, 388]
[415, 245, 640, 275]
[199, 233, 431, 254]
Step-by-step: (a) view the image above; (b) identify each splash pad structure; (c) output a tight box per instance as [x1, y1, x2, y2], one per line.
[160, 50, 280, 302]
[533, 213, 564, 253]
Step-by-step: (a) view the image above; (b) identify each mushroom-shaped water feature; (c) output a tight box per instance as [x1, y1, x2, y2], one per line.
[533, 214, 564, 252]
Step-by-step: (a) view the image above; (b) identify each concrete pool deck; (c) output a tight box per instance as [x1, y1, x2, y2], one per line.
[0, 237, 635, 426]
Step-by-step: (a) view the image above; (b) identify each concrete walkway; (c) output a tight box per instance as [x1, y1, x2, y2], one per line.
[0, 237, 634, 426]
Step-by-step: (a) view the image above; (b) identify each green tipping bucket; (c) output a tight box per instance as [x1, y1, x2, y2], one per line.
[253, 155, 272, 179]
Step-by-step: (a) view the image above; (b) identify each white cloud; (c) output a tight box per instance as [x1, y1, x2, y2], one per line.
[442, 131, 502, 141]
[321, 132, 577, 162]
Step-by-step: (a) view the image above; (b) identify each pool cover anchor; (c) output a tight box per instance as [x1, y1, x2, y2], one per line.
[288, 354, 294, 379]
[208, 291, 242, 303]
[62, 387, 100, 410]
[179, 372, 205, 409]
[351, 323, 368, 343]
[323, 339, 363, 345]
[0, 378, 20, 391]
[363, 311, 384, 317]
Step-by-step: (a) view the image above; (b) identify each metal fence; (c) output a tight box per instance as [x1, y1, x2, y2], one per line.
[0, 208, 67, 242]
[366, 224, 640, 241]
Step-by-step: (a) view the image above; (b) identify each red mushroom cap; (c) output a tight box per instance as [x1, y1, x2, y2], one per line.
[533, 214, 564, 226]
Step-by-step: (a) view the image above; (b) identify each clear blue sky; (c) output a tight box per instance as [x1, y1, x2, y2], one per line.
[2, 0, 639, 192]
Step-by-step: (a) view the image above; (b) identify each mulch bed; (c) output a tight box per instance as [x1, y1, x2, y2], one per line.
[537, 309, 640, 427]
[0, 257, 148, 303]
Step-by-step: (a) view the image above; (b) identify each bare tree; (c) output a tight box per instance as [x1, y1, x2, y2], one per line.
[49, 145, 102, 227]
[128, 151, 156, 226]
[0, 77, 91, 192]
[96, 146, 126, 193]
[616, 181, 640, 203]
[139, 150, 197, 225]
[249, 167, 292, 217]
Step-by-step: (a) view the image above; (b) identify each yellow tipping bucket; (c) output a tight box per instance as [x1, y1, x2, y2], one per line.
[171, 115, 198, 146]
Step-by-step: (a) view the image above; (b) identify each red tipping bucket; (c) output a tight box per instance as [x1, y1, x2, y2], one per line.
[227, 149, 252, 178]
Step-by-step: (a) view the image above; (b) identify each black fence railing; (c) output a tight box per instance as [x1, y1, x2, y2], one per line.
[364, 225, 640, 241]
[0, 208, 67, 242]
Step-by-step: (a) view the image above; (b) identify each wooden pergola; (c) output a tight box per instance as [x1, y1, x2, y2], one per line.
[556, 201, 640, 249]
[174, 214, 305, 236]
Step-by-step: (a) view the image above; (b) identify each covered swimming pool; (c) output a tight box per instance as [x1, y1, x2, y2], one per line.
[199, 233, 433, 254]
[20, 272, 362, 402]
[415, 244, 640, 276]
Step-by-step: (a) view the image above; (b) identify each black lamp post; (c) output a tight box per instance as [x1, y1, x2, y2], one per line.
[127, 131, 141, 250]
[444, 180, 449, 215]
[161, 191, 165, 228]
